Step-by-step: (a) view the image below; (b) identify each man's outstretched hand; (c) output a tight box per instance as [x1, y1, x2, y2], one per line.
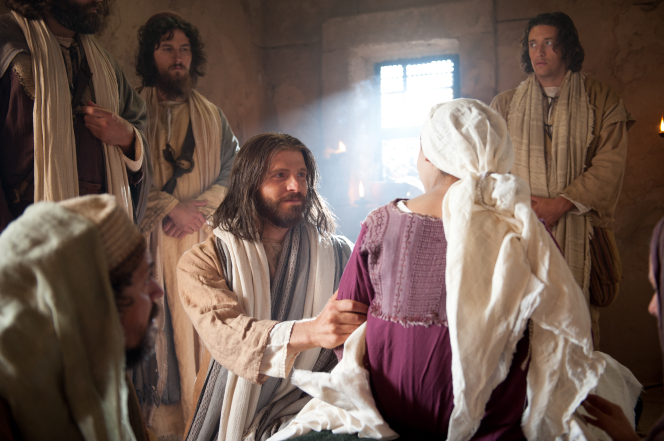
[288, 292, 368, 355]
[82, 101, 135, 156]
[581, 394, 640, 441]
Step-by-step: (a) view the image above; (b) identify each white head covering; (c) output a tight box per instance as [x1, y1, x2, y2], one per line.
[421, 98, 513, 179]
[421, 99, 604, 441]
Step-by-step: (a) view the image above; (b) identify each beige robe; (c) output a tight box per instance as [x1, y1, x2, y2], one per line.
[138, 89, 238, 432]
[491, 75, 634, 229]
[491, 74, 635, 347]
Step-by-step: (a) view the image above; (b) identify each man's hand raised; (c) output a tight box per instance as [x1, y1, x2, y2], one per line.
[288, 292, 368, 355]
[82, 101, 136, 157]
[165, 200, 208, 236]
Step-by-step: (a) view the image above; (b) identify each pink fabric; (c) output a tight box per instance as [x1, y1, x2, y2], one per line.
[337, 200, 529, 439]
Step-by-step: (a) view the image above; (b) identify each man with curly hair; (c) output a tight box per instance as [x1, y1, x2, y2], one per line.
[0, 0, 151, 233]
[132, 12, 239, 436]
[491, 12, 635, 348]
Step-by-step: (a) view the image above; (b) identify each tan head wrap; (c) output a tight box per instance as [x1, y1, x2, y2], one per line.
[60, 195, 146, 282]
[0, 195, 140, 441]
[421, 99, 604, 440]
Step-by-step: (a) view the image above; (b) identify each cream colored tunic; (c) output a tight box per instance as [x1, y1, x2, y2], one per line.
[140, 95, 238, 432]
[491, 76, 634, 229]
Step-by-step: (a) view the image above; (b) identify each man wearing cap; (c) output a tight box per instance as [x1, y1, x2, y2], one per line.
[0, 194, 163, 441]
[177, 133, 367, 441]
[133, 12, 238, 432]
[0, 0, 151, 234]
[490, 12, 635, 348]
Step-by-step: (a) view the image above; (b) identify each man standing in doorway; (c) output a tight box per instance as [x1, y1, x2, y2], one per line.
[133, 12, 238, 437]
[491, 12, 635, 348]
[0, 0, 150, 232]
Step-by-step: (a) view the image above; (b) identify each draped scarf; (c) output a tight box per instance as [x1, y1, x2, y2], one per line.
[139, 87, 221, 200]
[12, 12, 140, 218]
[420, 99, 604, 440]
[184, 224, 349, 441]
[138, 87, 224, 414]
[507, 71, 595, 300]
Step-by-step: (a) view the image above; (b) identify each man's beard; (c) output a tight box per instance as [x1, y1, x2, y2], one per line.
[258, 193, 307, 229]
[124, 302, 159, 369]
[49, 0, 110, 35]
[156, 68, 193, 101]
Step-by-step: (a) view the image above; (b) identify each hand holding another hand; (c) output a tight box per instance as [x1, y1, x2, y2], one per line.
[531, 195, 574, 229]
[164, 199, 208, 237]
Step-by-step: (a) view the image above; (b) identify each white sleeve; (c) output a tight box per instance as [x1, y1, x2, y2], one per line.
[122, 127, 144, 173]
[561, 194, 590, 215]
[258, 320, 298, 378]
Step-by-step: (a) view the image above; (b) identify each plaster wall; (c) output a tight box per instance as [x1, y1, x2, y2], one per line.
[97, 0, 266, 145]
[261, 0, 664, 386]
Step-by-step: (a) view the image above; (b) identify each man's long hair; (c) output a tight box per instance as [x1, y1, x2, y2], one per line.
[135, 12, 206, 87]
[213, 133, 336, 242]
[5, 0, 46, 19]
[520, 12, 584, 74]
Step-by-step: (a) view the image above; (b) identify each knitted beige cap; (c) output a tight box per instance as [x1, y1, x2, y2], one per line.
[59, 195, 146, 280]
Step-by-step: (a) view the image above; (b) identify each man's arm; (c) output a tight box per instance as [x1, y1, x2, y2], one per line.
[531, 100, 632, 227]
[178, 235, 366, 383]
[193, 109, 239, 218]
[561, 100, 632, 218]
[178, 236, 280, 384]
[113, 56, 152, 225]
[288, 292, 368, 355]
[160, 108, 239, 234]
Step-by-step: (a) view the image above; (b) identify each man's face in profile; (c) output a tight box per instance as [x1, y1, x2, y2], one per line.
[118, 250, 163, 367]
[49, 0, 110, 35]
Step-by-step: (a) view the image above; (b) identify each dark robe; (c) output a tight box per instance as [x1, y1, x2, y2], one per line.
[0, 13, 151, 232]
[646, 218, 664, 441]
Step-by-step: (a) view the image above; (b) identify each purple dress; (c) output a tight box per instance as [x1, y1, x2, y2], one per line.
[337, 200, 529, 440]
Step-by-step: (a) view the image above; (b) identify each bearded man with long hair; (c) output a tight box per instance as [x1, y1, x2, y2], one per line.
[131, 13, 239, 437]
[176, 133, 367, 441]
[0, 0, 152, 232]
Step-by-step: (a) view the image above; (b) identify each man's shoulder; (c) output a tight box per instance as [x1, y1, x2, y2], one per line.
[329, 233, 353, 254]
[0, 13, 29, 78]
[490, 88, 518, 118]
[178, 234, 221, 271]
[583, 75, 622, 106]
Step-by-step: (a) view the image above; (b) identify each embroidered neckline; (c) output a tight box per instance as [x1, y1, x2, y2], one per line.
[390, 199, 443, 222]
